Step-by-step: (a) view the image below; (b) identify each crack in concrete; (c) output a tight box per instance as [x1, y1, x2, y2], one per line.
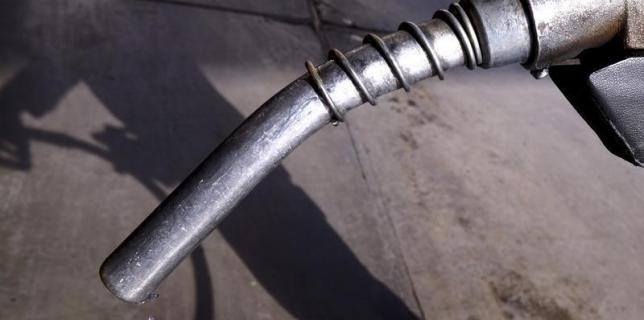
[138, 0, 390, 34]
[306, 0, 331, 54]
[306, 0, 427, 319]
[138, 0, 311, 25]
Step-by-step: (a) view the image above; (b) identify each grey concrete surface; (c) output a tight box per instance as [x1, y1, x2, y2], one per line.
[314, 0, 446, 32]
[1, 1, 644, 320]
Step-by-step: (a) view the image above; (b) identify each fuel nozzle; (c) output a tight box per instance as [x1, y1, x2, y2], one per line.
[100, 0, 634, 303]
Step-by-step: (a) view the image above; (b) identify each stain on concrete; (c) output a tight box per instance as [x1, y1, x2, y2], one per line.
[457, 216, 472, 229]
[490, 270, 573, 320]
[388, 93, 454, 131]
[399, 130, 419, 151]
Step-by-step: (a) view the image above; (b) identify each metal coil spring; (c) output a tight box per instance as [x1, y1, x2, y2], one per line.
[306, 2, 483, 124]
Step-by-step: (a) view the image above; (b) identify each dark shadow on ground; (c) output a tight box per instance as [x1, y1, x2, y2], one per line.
[0, 1, 417, 319]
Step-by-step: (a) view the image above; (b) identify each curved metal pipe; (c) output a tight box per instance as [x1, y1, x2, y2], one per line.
[99, 79, 332, 303]
[101, 0, 631, 303]
[100, 15, 477, 304]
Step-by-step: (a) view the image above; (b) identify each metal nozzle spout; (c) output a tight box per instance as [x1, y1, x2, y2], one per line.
[98, 2, 496, 303]
[99, 78, 332, 303]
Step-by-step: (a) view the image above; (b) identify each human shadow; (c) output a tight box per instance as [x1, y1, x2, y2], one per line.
[0, 1, 418, 319]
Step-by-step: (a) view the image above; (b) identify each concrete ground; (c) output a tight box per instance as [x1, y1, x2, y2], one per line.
[1, 0, 643, 319]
